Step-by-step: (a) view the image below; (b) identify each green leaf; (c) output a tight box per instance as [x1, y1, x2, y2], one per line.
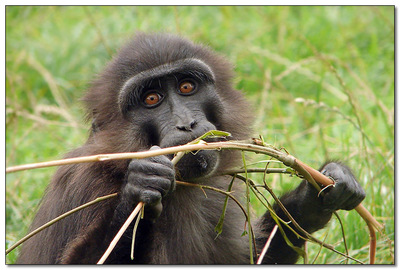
[196, 130, 231, 141]
[214, 176, 235, 238]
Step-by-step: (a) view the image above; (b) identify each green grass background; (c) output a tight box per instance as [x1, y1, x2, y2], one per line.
[6, 6, 394, 264]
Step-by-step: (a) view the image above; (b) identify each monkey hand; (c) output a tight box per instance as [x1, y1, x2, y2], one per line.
[122, 146, 176, 221]
[318, 162, 366, 212]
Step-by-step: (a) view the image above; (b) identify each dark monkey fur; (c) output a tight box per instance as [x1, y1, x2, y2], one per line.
[17, 33, 365, 264]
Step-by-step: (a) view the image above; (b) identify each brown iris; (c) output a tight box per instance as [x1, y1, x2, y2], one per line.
[144, 93, 161, 106]
[179, 81, 195, 94]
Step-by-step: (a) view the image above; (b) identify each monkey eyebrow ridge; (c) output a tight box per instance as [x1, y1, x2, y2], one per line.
[118, 58, 216, 113]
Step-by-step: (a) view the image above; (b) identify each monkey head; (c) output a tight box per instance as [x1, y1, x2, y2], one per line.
[83, 33, 252, 180]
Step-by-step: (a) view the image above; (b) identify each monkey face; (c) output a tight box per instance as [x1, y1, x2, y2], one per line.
[119, 58, 224, 180]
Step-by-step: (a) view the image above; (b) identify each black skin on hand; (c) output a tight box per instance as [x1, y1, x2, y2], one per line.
[319, 161, 366, 211]
[122, 146, 175, 221]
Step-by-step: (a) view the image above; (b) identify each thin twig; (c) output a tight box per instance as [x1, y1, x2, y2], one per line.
[311, 233, 329, 264]
[221, 167, 294, 176]
[175, 179, 258, 257]
[357, 205, 378, 264]
[214, 176, 235, 239]
[6, 140, 287, 173]
[131, 205, 144, 260]
[97, 202, 144, 264]
[175, 180, 252, 232]
[257, 225, 278, 264]
[333, 212, 349, 264]
[6, 193, 118, 255]
[241, 151, 254, 264]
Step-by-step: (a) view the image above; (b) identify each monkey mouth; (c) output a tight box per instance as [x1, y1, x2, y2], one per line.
[159, 128, 229, 149]
[162, 133, 228, 160]
[201, 135, 229, 143]
[158, 134, 222, 180]
[175, 149, 220, 180]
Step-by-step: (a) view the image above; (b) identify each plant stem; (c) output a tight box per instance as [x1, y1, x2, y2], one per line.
[97, 202, 144, 264]
[6, 193, 118, 255]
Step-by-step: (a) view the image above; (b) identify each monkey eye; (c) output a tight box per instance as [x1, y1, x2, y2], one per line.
[178, 80, 196, 95]
[143, 92, 163, 107]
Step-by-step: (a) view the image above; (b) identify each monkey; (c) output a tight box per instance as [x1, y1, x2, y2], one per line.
[17, 33, 365, 264]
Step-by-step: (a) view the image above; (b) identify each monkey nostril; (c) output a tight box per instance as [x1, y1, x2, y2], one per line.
[190, 120, 197, 129]
[176, 125, 191, 131]
[176, 120, 197, 131]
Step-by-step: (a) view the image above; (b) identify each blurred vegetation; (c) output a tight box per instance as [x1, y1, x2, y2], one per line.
[6, 6, 394, 264]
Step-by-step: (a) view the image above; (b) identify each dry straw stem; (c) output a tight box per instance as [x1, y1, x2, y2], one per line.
[6, 139, 382, 264]
[257, 225, 278, 264]
[6, 140, 290, 173]
[97, 201, 144, 264]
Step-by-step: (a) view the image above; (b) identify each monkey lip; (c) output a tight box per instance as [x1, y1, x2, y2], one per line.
[174, 148, 220, 179]
[160, 130, 229, 149]
[202, 136, 229, 143]
[173, 135, 227, 178]
[159, 134, 221, 178]
[159, 129, 228, 165]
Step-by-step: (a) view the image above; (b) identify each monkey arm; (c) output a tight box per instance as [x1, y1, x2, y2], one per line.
[52, 163, 124, 264]
[255, 180, 332, 264]
[256, 162, 365, 264]
[17, 149, 126, 264]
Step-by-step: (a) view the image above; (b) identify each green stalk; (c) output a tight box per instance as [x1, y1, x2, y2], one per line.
[241, 151, 254, 264]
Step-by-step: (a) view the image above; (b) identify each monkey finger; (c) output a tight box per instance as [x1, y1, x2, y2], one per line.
[340, 187, 366, 210]
[323, 190, 353, 211]
[149, 145, 161, 151]
[144, 145, 175, 167]
[122, 182, 163, 204]
[143, 199, 163, 221]
[139, 189, 162, 205]
[142, 176, 175, 197]
[148, 155, 175, 169]
[128, 160, 175, 179]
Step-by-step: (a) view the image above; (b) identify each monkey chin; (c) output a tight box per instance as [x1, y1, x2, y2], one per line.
[175, 150, 220, 182]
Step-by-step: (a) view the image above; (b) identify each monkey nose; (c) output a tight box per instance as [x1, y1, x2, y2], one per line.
[176, 120, 197, 131]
